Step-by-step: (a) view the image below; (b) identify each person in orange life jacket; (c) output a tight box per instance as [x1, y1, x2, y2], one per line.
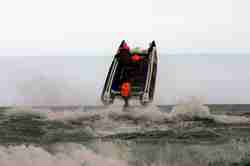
[120, 77, 131, 107]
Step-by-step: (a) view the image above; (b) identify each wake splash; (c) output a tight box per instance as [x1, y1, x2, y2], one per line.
[24, 98, 250, 126]
[3, 98, 250, 141]
[0, 143, 128, 166]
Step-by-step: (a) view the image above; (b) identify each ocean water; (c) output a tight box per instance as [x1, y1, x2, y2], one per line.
[0, 99, 250, 166]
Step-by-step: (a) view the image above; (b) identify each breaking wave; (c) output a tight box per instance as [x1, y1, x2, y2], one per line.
[1, 140, 250, 166]
[0, 143, 128, 166]
[2, 97, 250, 143]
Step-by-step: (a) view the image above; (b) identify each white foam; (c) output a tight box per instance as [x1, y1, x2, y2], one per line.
[211, 114, 250, 124]
[4, 97, 250, 129]
[0, 143, 128, 166]
[1, 140, 249, 166]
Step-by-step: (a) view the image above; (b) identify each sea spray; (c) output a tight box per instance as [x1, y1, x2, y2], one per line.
[169, 97, 211, 121]
[169, 97, 250, 124]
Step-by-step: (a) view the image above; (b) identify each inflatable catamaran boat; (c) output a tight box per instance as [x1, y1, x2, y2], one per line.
[101, 40, 158, 107]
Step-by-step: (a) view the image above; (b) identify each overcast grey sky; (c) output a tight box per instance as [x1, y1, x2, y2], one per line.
[0, 0, 249, 52]
[0, 0, 250, 105]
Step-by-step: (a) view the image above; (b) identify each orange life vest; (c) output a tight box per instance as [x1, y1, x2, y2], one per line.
[121, 82, 130, 97]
